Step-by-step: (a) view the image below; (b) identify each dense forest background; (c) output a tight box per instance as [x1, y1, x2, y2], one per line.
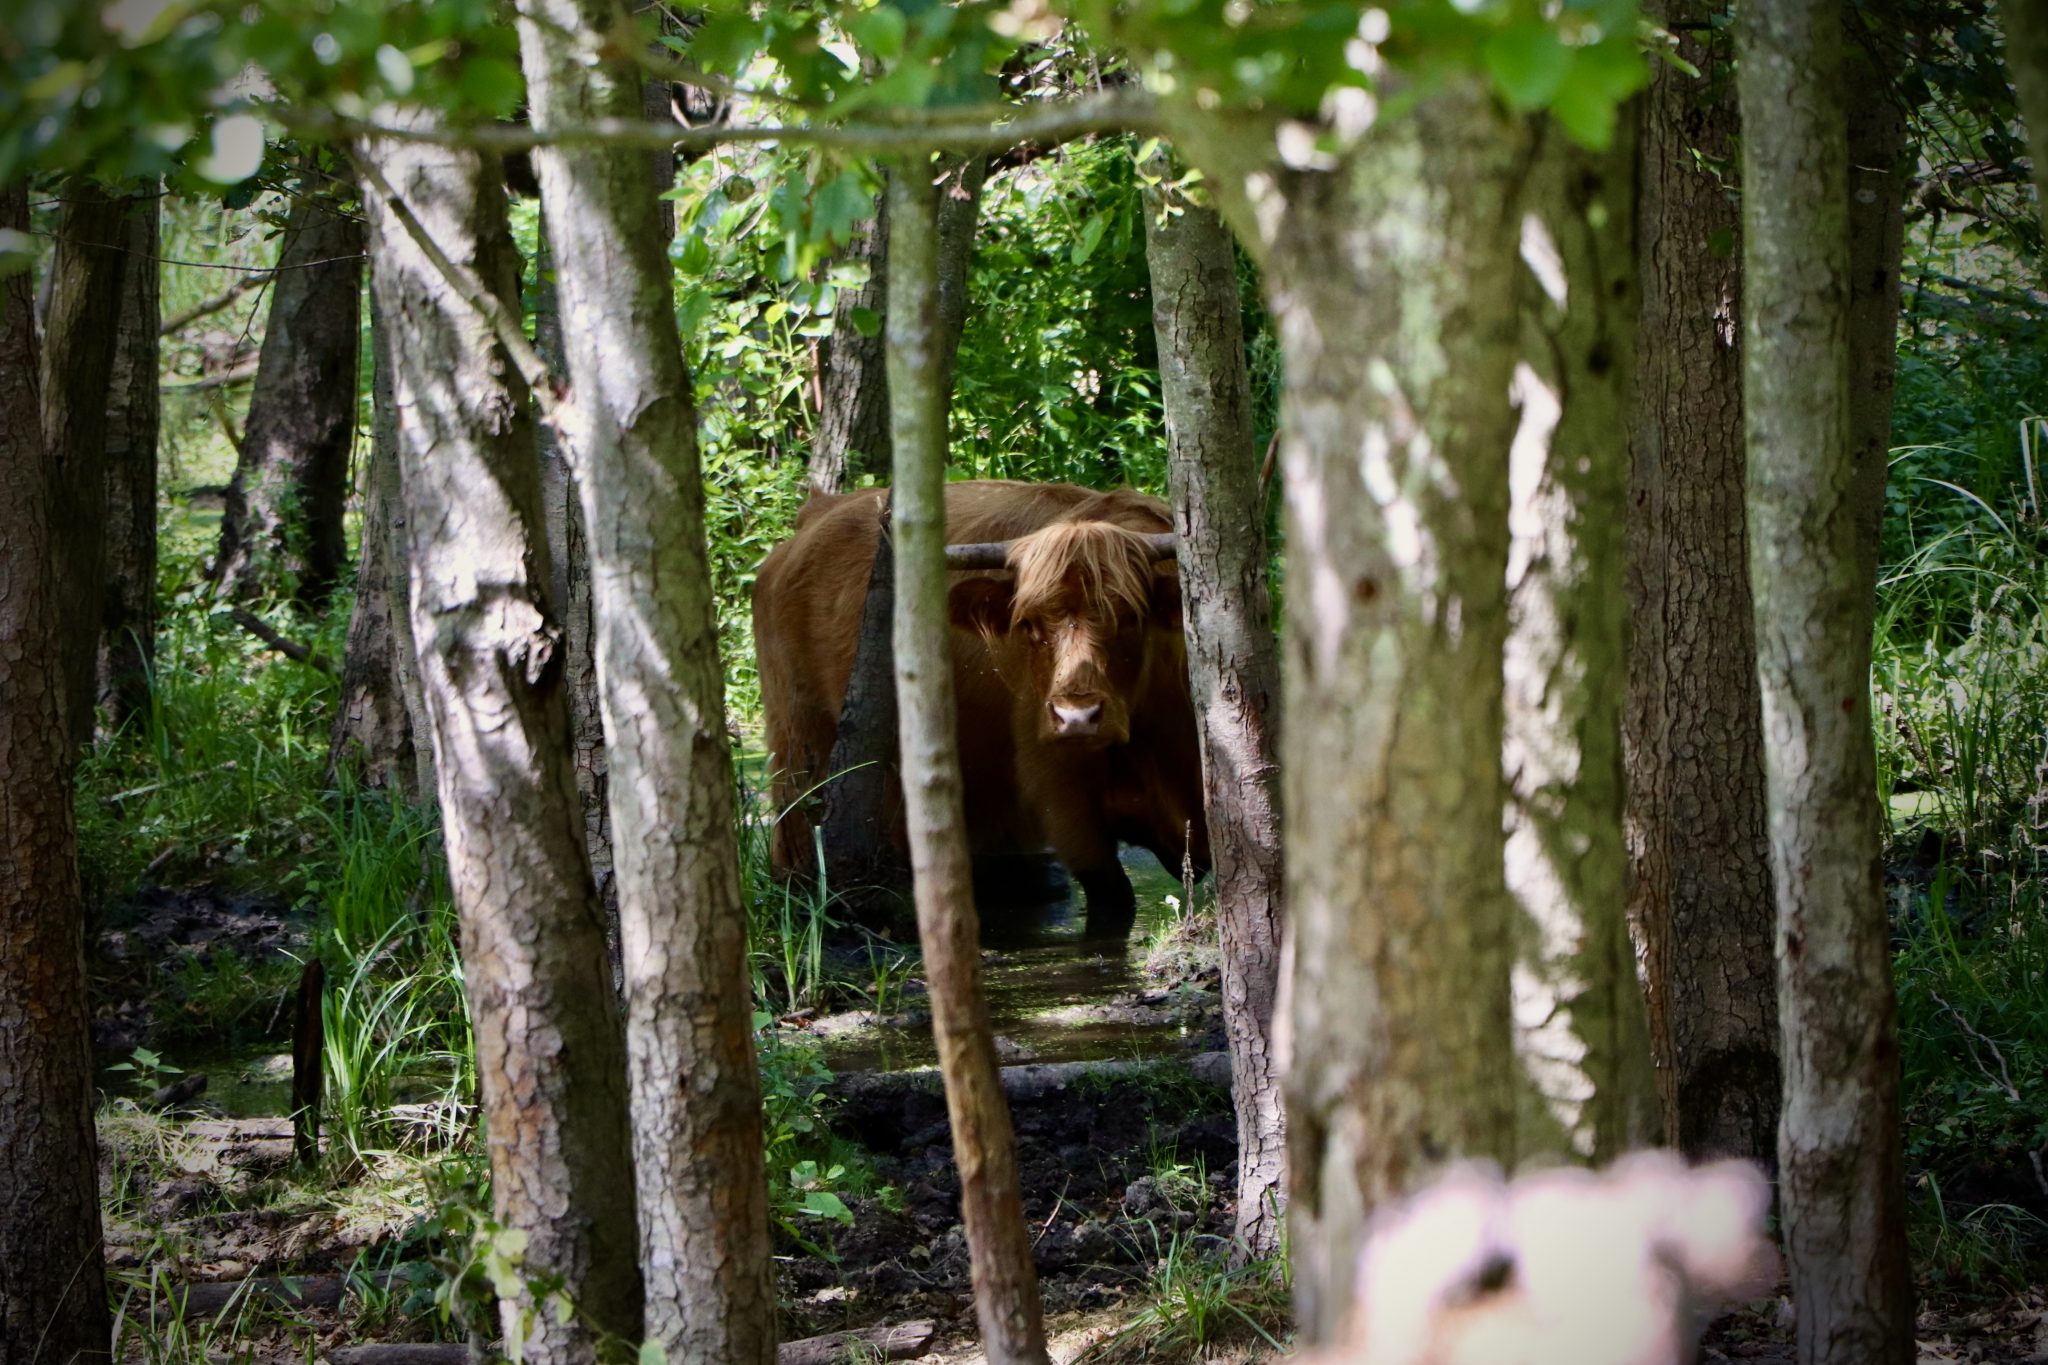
[4, 0, 2048, 1359]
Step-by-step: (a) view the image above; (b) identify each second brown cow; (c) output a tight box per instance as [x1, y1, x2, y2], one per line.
[752, 479, 1210, 928]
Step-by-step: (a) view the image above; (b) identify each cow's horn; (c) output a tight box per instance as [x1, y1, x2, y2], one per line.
[942, 531, 1178, 570]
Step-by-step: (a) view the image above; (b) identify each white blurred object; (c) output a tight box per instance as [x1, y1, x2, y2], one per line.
[1301, 1151, 1779, 1365]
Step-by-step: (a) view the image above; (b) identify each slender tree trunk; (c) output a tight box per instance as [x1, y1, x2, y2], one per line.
[887, 160, 1050, 1365]
[1138, 154, 1286, 1261]
[812, 157, 985, 494]
[818, 505, 910, 902]
[354, 113, 643, 1362]
[1737, 3, 1912, 1360]
[517, 8, 775, 1357]
[1506, 121, 1662, 1162]
[0, 181, 112, 1365]
[1845, 20, 1909, 603]
[97, 188, 161, 733]
[1171, 81, 1528, 1345]
[214, 169, 364, 609]
[328, 298, 421, 796]
[531, 230, 614, 951]
[41, 178, 127, 751]
[1626, 0, 1782, 1161]
[2002, 0, 2048, 239]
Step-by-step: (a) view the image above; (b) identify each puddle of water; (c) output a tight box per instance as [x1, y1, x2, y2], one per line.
[101, 1042, 295, 1118]
[819, 850, 1198, 1073]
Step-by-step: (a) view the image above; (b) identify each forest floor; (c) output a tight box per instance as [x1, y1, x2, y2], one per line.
[91, 878, 2048, 1364]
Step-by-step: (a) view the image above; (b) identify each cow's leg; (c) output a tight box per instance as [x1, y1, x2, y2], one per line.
[1073, 862, 1137, 938]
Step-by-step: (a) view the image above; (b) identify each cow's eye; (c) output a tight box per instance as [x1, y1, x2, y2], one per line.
[1024, 620, 1047, 646]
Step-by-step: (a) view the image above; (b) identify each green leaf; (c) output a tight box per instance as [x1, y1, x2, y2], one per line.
[849, 305, 882, 338]
[1071, 211, 1108, 267]
[802, 1190, 854, 1224]
[638, 1341, 668, 1365]
[847, 6, 908, 61]
[1547, 77, 1618, 149]
[458, 57, 524, 118]
[1483, 21, 1571, 112]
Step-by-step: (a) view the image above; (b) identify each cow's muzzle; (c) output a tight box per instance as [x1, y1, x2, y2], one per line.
[1048, 696, 1106, 739]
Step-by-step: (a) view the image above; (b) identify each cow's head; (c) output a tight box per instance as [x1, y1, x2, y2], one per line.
[949, 520, 1182, 747]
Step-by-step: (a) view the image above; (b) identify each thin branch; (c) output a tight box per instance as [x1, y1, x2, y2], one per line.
[226, 608, 336, 673]
[161, 270, 276, 334]
[165, 361, 261, 392]
[350, 146, 559, 421]
[1928, 989, 2048, 1199]
[293, 92, 1160, 158]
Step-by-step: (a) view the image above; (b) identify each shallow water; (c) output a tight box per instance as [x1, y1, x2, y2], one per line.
[818, 849, 1196, 1073]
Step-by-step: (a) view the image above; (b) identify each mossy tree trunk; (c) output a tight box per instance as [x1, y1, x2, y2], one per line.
[517, 3, 776, 1356]
[1173, 79, 1529, 1343]
[887, 157, 1050, 1365]
[355, 112, 644, 1362]
[0, 179, 112, 1365]
[1138, 151, 1287, 1261]
[1507, 119, 1661, 1162]
[213, 164, 364, 610]
[1625, 0, 1782, 1161]
[1737, 2, 1913, 1359]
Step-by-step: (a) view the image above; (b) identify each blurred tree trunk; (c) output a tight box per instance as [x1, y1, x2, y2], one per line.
[1172, 79, 1527, 1346]
[811, 157, 985, 494]
[1625, 0, 1782, 1162]
[1737, 2, 1912, 1360]
[532, 230, 613, 949]
[0, 181, 112, 1365]
[41, 178, 126, 751]
[97, 188, 161, 733]
[355, 113, 644, 1362]
[518, 6, 775, 1358]
[2002, 0, 2048, 238]
[1138, 153, 1286, 1262]
[213, 167, 363, 610]
[328, 298, 421, 796]
[1506, 121, 1662, 1162]
[888, 161, 1050, 1365]
[1845, 17, 1908, 602]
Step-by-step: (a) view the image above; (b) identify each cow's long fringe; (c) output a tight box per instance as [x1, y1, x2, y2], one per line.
[1005, 520, 1156, 626]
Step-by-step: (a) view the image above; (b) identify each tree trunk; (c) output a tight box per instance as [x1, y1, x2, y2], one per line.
[818, 504, 910, 902]
[812, 157, 985, 494]
[213, 169, 364, 610]
[41, 178, 127, 751]
[2002, 0, 2048, 239]
[517, 9, 775, 1358]
[1845, 19, 1909, 604]
[97, 188, 161, 734]
[354, 113, 643, 1362]
[1625, 0, 1782, 1162]
[531, 229, 613, 954]
[327, 298, 421, 796]
[887, 160, 1050, 1365]
[1138, 154, 1286, 1262]
[0, 181, 112, 1365]
[1505, 122, 1662, 1163]
[1737, 3, 1913, 1360]
[1170, 81, 1528, 1345]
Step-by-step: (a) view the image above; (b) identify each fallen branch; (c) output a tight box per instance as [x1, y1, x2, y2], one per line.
[161, 270, 275, 335]
[830, 1053, 1229, 1105]
[322, 1320, 938, 1365]
[165, 361, 261, 392]
[226, 608, 336, 673]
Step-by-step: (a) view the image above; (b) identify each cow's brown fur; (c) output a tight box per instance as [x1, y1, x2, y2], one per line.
[751, 480, 1209, 919]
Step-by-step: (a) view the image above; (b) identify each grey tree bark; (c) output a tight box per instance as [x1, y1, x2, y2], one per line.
[531, 230, 613, 944]
[41, 179, 126, 751]
[1138, 153, 1286, 1261]
[213, 169, 364, 609]
[887, 160, 1050, 1365]
[1737, 3, 1913, 1360]
[811, 156, 985, 494]
[1171, 80, 1528, 1344]
[517, 5, 775, 1357]
[97, 188, 161, 733]
[0, 181, 113, 1365]
[328, 298, 422, 796]
[354, 113, 644, 1361]
[1845, 21, 1909, 605]
[2001, 0, 2048, 238]
[1625, 0, 1782, 1161]
[1506, 121, 1662, 1163]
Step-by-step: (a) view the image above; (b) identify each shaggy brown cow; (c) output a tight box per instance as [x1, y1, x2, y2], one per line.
[752, 479, 1209, 928]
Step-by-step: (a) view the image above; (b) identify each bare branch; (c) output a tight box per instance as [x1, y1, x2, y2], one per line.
[160, 270, 276, 334]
